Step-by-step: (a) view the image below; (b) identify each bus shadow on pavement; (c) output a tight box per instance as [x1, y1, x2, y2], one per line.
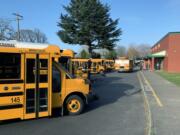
[84, 76, 141, 113]
[0, 117, 45, 126]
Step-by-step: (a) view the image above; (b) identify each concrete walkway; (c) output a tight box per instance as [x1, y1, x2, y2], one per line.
[142, 71, 180, 135]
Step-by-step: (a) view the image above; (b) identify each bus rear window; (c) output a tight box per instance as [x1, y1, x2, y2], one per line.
[0, 53, 21, 79]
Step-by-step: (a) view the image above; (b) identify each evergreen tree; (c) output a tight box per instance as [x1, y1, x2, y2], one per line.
[80, 49, 90, 58]
[57, 0, 121, 56]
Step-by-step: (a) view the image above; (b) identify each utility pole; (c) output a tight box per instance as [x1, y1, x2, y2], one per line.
[12, 13, 23, 41]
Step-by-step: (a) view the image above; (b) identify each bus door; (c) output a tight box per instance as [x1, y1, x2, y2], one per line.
[24, 53, 51, 119]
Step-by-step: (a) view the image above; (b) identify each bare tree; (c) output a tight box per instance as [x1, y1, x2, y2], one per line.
[34, 28, 47, 43]
[127, 45, 140, 59]
[136, 44, 151, 57]
[104, 50, 117, 59]
[116, 46, 127, 57]
[19, 29, 36, 42]
[126, 44, 151, 59]
[0, 18, 15, 40]
[19, 28, 48, 43]
[0, 18, 47, 43]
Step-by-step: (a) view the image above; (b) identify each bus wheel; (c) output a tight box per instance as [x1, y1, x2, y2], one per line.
[65, 95, 84, 115]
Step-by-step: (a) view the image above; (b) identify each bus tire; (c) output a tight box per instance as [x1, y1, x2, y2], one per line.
[65, 95, 84, 115]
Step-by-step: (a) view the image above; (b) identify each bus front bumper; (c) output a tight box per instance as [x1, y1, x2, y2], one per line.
[118, 68, 130, 72]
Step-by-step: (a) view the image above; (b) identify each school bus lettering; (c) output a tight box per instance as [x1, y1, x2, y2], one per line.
[11, 97, 21, 103]
[12, 86, 21, 90]
[0, 42, 15, 47]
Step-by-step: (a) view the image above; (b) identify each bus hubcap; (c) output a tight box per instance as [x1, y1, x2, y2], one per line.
[67, 99, 80, 113]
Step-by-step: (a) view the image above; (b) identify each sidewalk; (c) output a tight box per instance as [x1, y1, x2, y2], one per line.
[142, 71, 180, 135]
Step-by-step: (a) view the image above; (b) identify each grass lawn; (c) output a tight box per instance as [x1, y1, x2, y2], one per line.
[156, 71, 180, 86]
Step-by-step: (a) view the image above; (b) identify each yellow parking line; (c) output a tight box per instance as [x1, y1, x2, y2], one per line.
[137, 73, 152, 135]
[141, 72, 163, 107]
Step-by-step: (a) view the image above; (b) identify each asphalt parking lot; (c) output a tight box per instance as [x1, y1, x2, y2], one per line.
[0, 72, 146, 135]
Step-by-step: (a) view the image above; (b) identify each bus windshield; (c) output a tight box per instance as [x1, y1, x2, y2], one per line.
[53, 61, 74, 79]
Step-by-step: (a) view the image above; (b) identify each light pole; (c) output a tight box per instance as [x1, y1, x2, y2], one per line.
[12, 13, 23, 41]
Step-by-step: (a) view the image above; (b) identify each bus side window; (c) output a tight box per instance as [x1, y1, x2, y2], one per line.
[0, 53, 21, 80]
[52, 65, 61, 93]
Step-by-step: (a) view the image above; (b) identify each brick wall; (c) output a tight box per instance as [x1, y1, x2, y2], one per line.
[168, 34, 180, 72]
[151, 33, 180, 73]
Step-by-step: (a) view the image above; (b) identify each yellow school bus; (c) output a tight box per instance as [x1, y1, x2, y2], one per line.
[115, 57, 133, 72]
[91, 59, 105, 74]
[71, 59, 89, 78]
[72, 58, 106, 75]
[104, 59, 115, 71]
[0, 41, 96, 121]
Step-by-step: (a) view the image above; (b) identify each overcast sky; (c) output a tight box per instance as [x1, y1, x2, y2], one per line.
[0, 0, 180, 52]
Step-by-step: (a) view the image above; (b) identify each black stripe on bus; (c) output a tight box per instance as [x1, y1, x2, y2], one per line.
[0, 104, 23, 110]
[0, 80, 24, 84]
[0, 92, 23, 97]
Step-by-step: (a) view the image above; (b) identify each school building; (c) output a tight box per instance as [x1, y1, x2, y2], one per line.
[144, 32, 180, 73]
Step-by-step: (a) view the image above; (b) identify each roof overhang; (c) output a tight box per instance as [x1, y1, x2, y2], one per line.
[152, 50, 166, 57]
[145, 50, 166, 58]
